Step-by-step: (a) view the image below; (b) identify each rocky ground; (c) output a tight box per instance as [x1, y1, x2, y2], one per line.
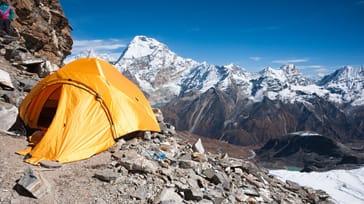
[0, 114, 334, 204]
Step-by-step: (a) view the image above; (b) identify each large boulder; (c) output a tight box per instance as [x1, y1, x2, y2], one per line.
[9, 0, 72, 65]
[0, 101, 18, 130]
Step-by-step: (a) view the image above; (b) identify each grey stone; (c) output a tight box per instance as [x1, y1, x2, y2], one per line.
[94, 169, 118, 182]
[157, 188, 183, 203]
[286, 180, 301, 192]
[211, 171, 230, 190]
[179, 160, 199, 169]
[202, 168, 215, 180]
[0, 101, 18, 130]
[16, 168, 51, 199]
[153, 108, 164, 123]
[175, 181, 189, 191]
[184, 188, 203, 201]
[0, 69, 14, 89]
[187, 176, 199, 188]
[234, 167, 243, 176]
[192, 138, 205, 154]
[197, 199, 214, 204]
[143, 131, 152, 140]
[39, 160, 62, 169]
[118, 151, 159, 174]
[130, 186, 147, 200]
[235, 188, 249, 202]
[243, 186, 260, 197]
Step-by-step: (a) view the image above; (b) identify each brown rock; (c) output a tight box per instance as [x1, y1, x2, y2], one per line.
[10, 0, 72, 65]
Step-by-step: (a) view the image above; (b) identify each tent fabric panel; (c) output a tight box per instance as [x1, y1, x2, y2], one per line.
[19, 74, 59, 120]
[24, 85, 115, 164]
[22, 84, 62, 128]
[109, 86, 160, 138]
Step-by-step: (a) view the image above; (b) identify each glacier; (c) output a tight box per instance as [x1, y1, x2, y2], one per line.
[270, 167, 364, 204]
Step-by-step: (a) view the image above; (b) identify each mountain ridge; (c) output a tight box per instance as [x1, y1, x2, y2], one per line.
[65, 35, 364, 146]
[66, 35, 364, 107]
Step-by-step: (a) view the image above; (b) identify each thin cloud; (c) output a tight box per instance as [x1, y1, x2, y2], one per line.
[298, 65, 325, 69]
[316, 68, 328, 78]
[356, 0, 364, 4]
[72, 39, 127, 54]
[272, 58, 309, 64]
[249, 57, 261, 62]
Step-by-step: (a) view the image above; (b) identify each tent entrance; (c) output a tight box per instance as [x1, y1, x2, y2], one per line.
[37, 86, 61, 128]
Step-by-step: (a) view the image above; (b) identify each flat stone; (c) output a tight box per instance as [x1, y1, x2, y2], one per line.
[286, 180, 301, 192]
[202, 168, 215, 180]
[211, 171, 229, 187]
[119, 153, 159, 174]
[197, 199, 214, 204]
[130, 186, 147, 200]
[179, 160, 199, 169]
[184, 188, 203, 201]
[94, 169, 118, 182]
[0, 101, 18, 130]
[20, 58, 44, 65]
[243, 186, 260, 197]
[16, 168, 51, 199]
[39, 160, 62, 169]
[157, 187, 183, 203]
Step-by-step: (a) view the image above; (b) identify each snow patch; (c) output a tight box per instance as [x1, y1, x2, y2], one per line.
[270, 167, 364, 204]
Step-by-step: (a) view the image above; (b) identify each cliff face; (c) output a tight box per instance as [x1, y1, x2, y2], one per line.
[9, 0, 72, 65]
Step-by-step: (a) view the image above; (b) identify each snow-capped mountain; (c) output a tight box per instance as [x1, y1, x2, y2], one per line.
[115, 36, 201, 104]
[65, 35, 364, 107]
[319, 66, 364, 106]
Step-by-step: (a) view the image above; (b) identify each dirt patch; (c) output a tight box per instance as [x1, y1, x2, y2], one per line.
[0, 133, 119, 203]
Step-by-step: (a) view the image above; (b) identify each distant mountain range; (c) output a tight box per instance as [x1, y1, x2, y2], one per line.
[66, 36, 364, 146]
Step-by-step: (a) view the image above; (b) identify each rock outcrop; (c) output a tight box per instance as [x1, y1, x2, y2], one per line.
[255, 132, 364, 172]
[8, 0, 72, 65]
[0, 0, 72, 121]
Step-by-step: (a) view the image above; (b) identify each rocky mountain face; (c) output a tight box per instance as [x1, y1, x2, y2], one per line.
[162, 88, 361, 146]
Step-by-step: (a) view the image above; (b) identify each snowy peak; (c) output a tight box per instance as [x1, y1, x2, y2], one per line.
[260, 67, 286, 80]
[319, 66, 364, 86]
[281, 64, 299, 75]
[116, 36, 201, 104]
[280, 64, 312, 86]
[318, 66, 364, 105]
[257, 64, 311, 87]
[121, 35, 170, 59]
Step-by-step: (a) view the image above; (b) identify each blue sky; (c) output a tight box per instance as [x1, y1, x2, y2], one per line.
[60, 0, 364, 77]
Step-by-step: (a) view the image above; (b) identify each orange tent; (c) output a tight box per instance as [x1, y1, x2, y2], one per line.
[18, 58, 160, 164]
